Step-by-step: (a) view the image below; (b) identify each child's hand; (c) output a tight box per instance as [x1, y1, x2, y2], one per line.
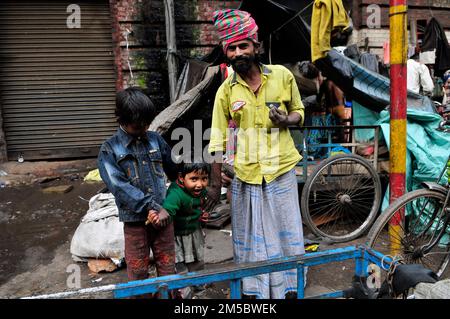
[199, 211, 210, 223]
[157, 208, 171, 227]
[146, 210, 159, 226]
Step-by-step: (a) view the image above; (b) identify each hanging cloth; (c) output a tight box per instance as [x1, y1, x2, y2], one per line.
[421, 17, 450, 76]
[383, 41, 390, 65]
[311, 0, 350, 62]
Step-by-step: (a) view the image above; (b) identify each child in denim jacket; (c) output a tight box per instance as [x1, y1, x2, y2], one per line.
[97, 87, 178, 289]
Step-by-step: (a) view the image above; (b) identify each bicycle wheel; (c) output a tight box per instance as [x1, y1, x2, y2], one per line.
[367, 189, 450, 277]
[301, 153, 382, 242]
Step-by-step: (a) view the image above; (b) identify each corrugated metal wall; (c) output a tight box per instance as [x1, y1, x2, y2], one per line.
[0, 0, 117, 160]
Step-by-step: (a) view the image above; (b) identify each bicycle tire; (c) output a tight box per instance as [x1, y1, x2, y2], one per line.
[367, 189, 450, 277]
[301, 153, 382, 242]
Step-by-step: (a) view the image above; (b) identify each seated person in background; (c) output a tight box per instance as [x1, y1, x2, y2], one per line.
[407, 47, 434, 96]
[442, 70, 450, 107]
[441, 70, 450, 119]
[324, 79, 347, 121]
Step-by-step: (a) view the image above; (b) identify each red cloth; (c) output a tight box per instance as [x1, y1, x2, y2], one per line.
[383, 41, 390, 65]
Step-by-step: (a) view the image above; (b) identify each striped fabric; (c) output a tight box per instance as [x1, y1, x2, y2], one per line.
[230, 170, 306, 299]
[444, 70, 450, 106]
[213, 9, 258, 52]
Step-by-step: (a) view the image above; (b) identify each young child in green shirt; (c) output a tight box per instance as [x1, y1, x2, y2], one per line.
[149, 162, 210, 288]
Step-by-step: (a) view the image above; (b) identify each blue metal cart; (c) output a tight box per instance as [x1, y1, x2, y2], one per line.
[25, 245, 394, 299]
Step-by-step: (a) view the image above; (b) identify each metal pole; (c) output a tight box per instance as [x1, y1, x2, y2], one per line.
[230, 279, 242, 299]
[388, 0, 408, 255]
[296, 262, 305, 299]
[164, 0, 178, 104]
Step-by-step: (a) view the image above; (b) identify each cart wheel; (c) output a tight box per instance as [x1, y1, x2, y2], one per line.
[301, 153, 382, 242]
[367, 189, 450, 278]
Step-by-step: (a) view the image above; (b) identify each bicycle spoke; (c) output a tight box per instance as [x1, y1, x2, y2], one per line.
[368, 189, 450, 276]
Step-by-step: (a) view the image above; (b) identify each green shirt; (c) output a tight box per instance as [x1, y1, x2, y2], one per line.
[208, 64, 304, 184]
[162, 181, 207, 236]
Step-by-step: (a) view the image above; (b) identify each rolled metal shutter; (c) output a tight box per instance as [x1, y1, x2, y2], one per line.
[0, 0, 117, 160]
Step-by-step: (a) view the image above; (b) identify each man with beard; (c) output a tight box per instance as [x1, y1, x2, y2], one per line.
[206, 9, 306, 299]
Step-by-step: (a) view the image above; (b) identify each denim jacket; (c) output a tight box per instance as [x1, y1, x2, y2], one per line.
[97, 127, 177, 222]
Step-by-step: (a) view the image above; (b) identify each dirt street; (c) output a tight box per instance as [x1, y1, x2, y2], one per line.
[0, 175, 361, 299]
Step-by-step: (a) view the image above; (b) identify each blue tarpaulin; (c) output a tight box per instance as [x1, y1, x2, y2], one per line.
[353, 104, 450, 211]
[354, 104, 450, 245]
[378, 109, 450, 207]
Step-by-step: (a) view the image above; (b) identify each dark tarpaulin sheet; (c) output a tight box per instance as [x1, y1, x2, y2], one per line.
[239, 0, 313, 63]
[315, 50, 436, 114]
[149, 64, 221, 135]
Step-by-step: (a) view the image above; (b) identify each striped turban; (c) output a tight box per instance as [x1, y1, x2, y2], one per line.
[213, 9, 258, 53]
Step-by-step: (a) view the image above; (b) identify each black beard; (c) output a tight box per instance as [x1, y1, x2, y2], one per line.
[230, 55, 255, 74]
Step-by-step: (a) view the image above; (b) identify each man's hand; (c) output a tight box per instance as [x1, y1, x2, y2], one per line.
[221, 172, 232, 187]
[269, 107, 289, 127]
[269, 108, 301, 127]
[204, 186, 221, 212]
[204, 162, 222, 212]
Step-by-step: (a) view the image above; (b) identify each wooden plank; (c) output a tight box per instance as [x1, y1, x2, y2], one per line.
[312, 213, 340, 227]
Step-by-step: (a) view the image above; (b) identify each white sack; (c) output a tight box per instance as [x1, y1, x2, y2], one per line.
[70, 193, 124, 261]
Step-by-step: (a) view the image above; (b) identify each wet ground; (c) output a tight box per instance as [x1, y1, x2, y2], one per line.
[0, 176, 234, 298]
[0, 177, 114, 297]
[0, 178, 97, 282]
[0, 175, 367, 299]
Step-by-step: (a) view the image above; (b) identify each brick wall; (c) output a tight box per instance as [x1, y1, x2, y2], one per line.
[351, 0, 450, 59]
[353, 0, 450, 29]
[349, 28, 388, 58]
[109, 0, 239, 112]
[350, 28, 450, 62]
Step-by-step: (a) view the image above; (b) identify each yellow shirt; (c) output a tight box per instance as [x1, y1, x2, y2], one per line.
[209, 64, 304, 185]
[311, 0, 349, 62]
